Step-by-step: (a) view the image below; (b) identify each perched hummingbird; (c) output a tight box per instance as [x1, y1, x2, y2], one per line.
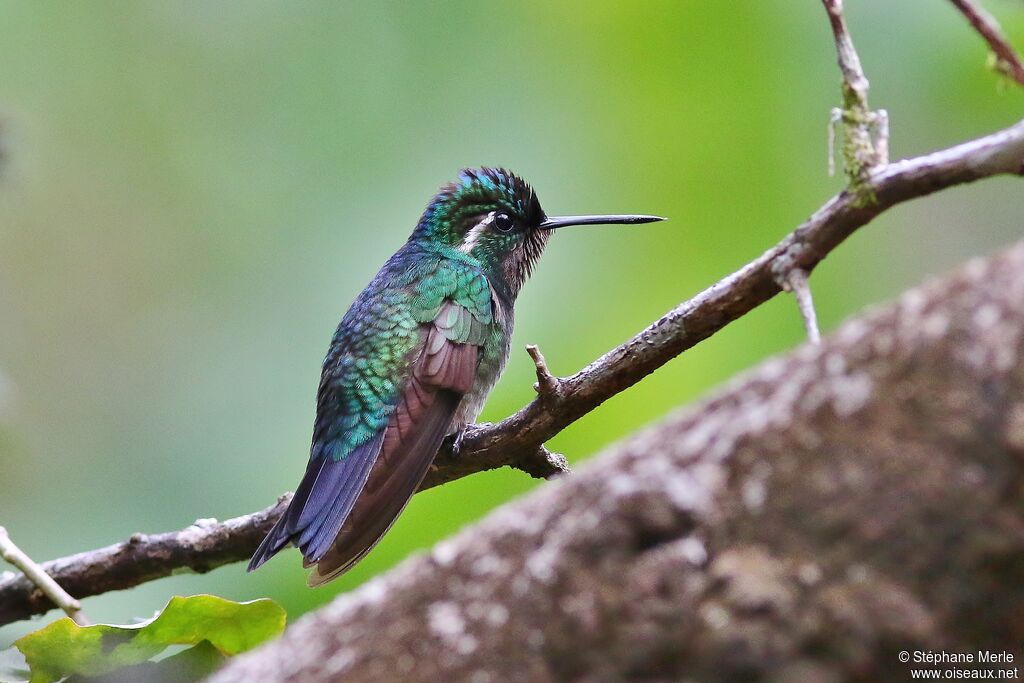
[248, 168, 663, 585]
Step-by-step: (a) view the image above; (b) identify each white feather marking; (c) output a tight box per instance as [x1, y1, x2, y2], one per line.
[459, 212, 494, 253]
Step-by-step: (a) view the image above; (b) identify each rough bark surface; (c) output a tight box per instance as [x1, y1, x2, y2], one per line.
[211, 241, 1024, 683]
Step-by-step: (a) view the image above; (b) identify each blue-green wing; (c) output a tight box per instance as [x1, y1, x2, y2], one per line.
[306, 299, 487, 584]
[248, 253, 492, 575]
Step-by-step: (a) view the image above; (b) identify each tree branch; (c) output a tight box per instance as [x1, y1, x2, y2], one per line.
[448, 117, 1024, 476]
[950, 0, 1024, 87]
[0, 527, 89, 626]
[0, 500, 289, 627]
[211, 240, 1024, 683]
[0, 118, 1021, 628]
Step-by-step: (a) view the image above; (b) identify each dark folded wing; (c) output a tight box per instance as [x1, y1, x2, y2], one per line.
[307, 316, 478, 585]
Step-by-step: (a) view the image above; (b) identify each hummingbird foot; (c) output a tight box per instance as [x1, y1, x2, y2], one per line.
[449, 427, 470, 459]
[448, 423, 495, 459]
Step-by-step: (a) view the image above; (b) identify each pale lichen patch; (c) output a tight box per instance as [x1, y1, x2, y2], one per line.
[677, 535, 709, 566]
[325, 648, 356, 675]
[427, 600, 478, 654]
[798, 562, 823, 586]
[700, 602, 731, 630]
[432, 539, 459, 567]
[742, 477, 768, 513]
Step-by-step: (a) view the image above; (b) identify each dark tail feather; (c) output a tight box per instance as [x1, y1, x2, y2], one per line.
[247, 431, 385, 572]
[247, 511, 294, 572]
[297, 434, 382, 561]
[308, 390, 460, 585]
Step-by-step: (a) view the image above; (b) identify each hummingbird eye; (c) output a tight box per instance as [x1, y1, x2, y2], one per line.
[492, 212, 515, 233]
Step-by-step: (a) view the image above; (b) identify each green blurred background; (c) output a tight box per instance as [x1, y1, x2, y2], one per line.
[0, 0, 1021, 643]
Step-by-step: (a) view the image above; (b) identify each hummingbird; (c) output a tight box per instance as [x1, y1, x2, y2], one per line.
[248, 168, 663, 585]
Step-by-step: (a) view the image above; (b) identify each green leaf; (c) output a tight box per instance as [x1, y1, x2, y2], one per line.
[14, 595, 285, 683]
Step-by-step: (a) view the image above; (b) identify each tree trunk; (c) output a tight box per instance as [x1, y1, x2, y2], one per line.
[211, 241, 1024, 683]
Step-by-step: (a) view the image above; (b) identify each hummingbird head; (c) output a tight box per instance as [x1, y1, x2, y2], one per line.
[413, 167, 664, 300]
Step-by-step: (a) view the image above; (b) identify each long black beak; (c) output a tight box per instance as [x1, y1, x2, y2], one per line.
[538, 214, 666, 230]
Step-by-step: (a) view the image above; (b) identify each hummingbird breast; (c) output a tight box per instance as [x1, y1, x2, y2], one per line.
[454, 286, 513, 429]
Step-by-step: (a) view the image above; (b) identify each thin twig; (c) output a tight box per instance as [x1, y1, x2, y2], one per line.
[526, 344, 562, 399]
[0, 119, 1022, 627]
[950, 0, 1024, 87]
[821, 0, 888, 185]
[0, 526, 89, 625]
[781, 269, 822, 344]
